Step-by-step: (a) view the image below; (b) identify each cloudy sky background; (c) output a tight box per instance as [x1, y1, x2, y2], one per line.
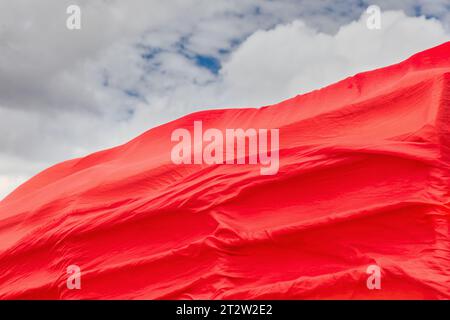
[1, 0, 450, 199]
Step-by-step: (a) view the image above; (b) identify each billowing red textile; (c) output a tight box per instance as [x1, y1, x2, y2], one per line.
[0, 42, 449, 300]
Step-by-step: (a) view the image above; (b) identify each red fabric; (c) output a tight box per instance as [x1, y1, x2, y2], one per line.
[0, 42, 449, 299]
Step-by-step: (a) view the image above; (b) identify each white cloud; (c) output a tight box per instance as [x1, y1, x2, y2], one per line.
[220, 11, 449, 106]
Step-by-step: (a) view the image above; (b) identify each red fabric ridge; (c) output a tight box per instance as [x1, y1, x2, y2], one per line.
[0, 42, 449, 299]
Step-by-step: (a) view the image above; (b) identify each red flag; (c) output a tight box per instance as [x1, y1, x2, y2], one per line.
[0, 42, 449, 299]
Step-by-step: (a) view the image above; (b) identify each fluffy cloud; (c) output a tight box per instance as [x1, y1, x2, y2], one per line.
[220, 11, 449, 106]
[0, 0, 449, 199]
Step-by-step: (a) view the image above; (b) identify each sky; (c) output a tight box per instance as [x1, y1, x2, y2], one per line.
[0, 0, 450, 199]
